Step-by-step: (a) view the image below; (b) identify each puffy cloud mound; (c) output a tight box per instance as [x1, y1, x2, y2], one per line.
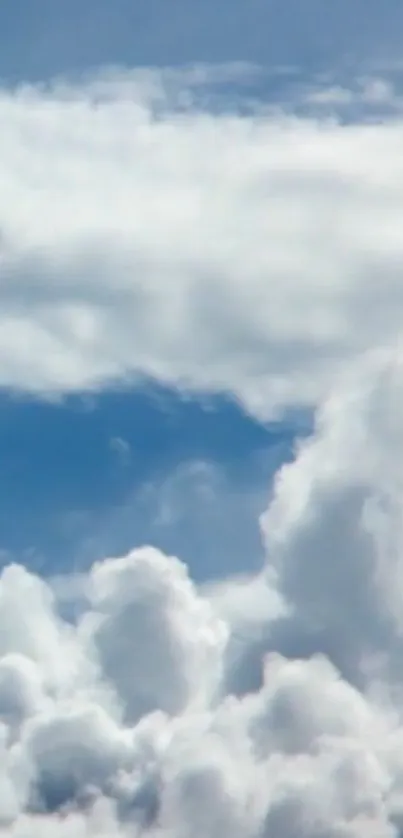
[81, 548, 227, 723]
[1, 350, 403, 835]
[262, 350, 403, 684]
[2, 68, 403, 415]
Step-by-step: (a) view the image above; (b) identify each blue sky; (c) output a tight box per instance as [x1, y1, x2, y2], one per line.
[1, 0, 403, 83]
[0, 385, 301, 579]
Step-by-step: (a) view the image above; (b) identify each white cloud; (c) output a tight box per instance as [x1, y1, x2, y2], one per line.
[2, 349, 403, 834]
[260, 349, 403, 686]
[2, 68, 403, 415]
[80, 547, 227, 724]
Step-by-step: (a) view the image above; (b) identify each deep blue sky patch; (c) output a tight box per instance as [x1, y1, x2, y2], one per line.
[0, 385, 305, 580]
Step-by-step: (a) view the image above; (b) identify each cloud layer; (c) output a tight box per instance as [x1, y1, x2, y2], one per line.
[2, 68, 403, 415]
[0, 348, 401, 835]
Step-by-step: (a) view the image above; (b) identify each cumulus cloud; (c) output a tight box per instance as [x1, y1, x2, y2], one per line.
[261, 350, 403, 688]
[2, 67, 403, 414]
[1, 349, 403, 834]
[80, 547, 227, 724]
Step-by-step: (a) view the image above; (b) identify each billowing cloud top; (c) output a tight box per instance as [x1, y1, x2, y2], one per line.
[0, 348, 402, 835]
[2, 68, 403, 415]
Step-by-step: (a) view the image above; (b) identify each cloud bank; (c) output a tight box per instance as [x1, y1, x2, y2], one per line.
[2, 67, 403, 415]
[0, 348, 401, 835]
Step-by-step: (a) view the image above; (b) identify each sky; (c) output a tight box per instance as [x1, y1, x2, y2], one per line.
[3, 2, 403, 837]
[0, 385, 298, 580]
